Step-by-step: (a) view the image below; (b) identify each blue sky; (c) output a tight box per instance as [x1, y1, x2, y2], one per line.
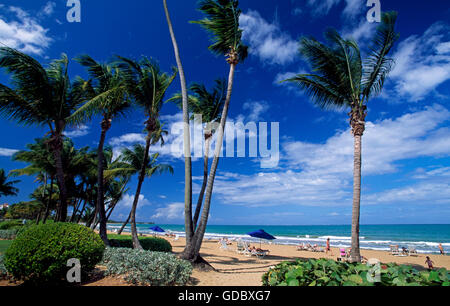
[0, 0, 449, 225]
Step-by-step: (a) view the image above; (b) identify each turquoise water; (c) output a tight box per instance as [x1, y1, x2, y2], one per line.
[108, 224, 450, 254]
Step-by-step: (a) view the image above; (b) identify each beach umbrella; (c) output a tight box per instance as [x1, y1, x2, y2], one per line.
[247, 229, 276, 248]
[149, 226, 165, 233]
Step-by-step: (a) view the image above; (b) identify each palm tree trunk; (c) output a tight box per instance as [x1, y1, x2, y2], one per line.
[118, 212, 131, 235]
[184, 63, 236, 261]
[193, 136, 211, 230]
[350, 134, 362, 263]
[163, 0, 194, 245]
[43, 176, 54, 224]
[96, 120, 110, 245]
[53, 135, 68, 222]
[130, 131, 152, 249]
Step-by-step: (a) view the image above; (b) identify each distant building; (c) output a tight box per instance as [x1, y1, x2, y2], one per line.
[0, 203, 9, 209]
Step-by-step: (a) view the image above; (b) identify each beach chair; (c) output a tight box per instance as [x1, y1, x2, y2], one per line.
[338, 248, 348, 262]
[219, 240, 231, 251]
[390, 245, 400, 256]
[236, 240, 246, 254]
[251, 248, 270, 259]
[408, 246, 418, 257]
[173, 234, 179, 241]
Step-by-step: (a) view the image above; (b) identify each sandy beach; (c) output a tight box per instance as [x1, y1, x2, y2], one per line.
[165, 236, 450, 286]
[2, 234, 449, 287]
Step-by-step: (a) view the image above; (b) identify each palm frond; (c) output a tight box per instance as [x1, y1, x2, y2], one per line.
[362, 11, 399, 100]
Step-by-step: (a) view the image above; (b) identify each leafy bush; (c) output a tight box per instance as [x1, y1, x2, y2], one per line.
[262, 258, 450, 286]
[0, 229, 19, 240]
[0, 220, 23, 230]
[108, 234, 172, 252]
[0, 255, 7, 279]
[102, 247, 192, 286]
[4, 222, 105, 283]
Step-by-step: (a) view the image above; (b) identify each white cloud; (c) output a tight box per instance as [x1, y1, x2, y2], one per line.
[390, 22, 450, 101]
[208, 105, 450, 207]
[0, 147, 19, 157]
[240, 10, 298, 65]
[307, 0, 364, 18]
[0, 6, 52, 55]
[116, 193, 151, 209]
[110, 133, 146, 146]
[65, 125, 90, 138]
[151, 202, 184, 220]
[40, 2, 56, 17]
[242, 101, 269, 121]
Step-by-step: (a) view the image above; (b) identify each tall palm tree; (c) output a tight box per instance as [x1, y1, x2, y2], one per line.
[181, 0, 248, 263]
[169, 79, 226, 229]
[69, 55, 131, 245]
[0, 169, 19, 198]
[163, 0, 194, 246]
[117, 57, 176, 248]
[114, 144, 174, 237]
[0, 48, 84, 221]
[283, 12, 399, 262]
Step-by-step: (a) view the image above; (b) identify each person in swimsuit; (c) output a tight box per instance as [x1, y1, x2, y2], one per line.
[325, 238, 333, 255]
[425, 256, 434, 270]
[439, 243, 445, 255]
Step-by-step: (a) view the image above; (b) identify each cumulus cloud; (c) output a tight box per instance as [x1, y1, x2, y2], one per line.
[0, 147, 19, 157]
[0, 6, 52, 55]
[65, 125, 90, 138]
[240, 10, 298, 65]
[151, 202, 184, 220]
[390, 22, 450, 101]
[307, 0, 364, 18]
[208, 105, 450, 207]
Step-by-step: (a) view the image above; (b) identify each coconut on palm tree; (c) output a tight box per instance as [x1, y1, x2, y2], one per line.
[283, 12, 399, 262]
[178, 0, 248, 263]
[169, 79, 226, 229]
[69, 55, 131, 245]
[116, 57, 176, 248]
[0, 48, 85, 221]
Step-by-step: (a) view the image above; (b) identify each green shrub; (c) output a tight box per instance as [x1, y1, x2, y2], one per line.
[0, 220, 23, 230]
[262, 258, 450, 286]
[108, 234, 172, 252]
[0, 255, 7, 279]
[4, 222, 105, 283]
[102, 247, 192, 286]
[0, 229, 19, 240]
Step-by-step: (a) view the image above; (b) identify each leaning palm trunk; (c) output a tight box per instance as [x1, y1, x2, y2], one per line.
[96, 118, 111, 245]
[118, 212, 131, 235]
[192, 135, 211, 229]
[184, 63, 236, 261]
[163, 0, 194, 244]
[130, 129, 153, 249]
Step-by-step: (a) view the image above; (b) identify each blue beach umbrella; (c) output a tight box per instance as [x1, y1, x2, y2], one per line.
[247, 229, 276, 248]
[149, 226, 165, 233]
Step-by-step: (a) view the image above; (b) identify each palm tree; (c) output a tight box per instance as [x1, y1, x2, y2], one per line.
[69, 55, 131, 245]
[114, 144, 174, 237]
[117, 57, 176, 248]
[163, 0, 194, 247]
[0, 169, 19, 198]
[0, 48, 85, 221]
[181, 0, 248, 263]
[283, 12, 399, 262]
[169, 79, 226, 229]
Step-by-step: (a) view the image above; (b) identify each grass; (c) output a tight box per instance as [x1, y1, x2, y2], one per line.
[0, 240, 12, 255]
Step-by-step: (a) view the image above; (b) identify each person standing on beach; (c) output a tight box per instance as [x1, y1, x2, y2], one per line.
[439, 243, 445, 255]
[326, 238, 333, 255]
[425, 256, 434, 270]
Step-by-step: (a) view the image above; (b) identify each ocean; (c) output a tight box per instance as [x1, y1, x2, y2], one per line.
[107, 223, 450, 255]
